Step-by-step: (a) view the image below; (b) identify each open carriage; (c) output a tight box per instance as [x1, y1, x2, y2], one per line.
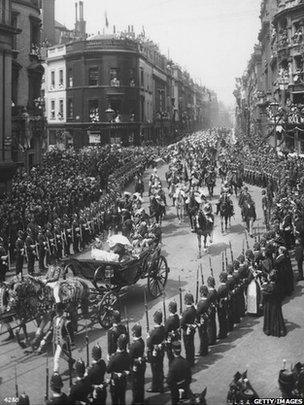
[63, 244, 169, 329]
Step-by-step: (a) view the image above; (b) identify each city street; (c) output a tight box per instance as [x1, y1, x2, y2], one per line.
[0, 164, 303, 405]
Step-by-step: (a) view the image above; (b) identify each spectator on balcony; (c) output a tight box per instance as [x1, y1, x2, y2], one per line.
[110, 77, 120, 87]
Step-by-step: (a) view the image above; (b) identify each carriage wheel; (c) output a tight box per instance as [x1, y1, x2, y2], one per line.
[62, 263, 76, 279]
[97, 291, 119, 329]
[147, 255, 169, 298]
[93, 265, 106, 293]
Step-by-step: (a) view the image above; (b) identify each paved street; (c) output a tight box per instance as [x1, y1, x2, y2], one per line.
[0, 164, 303, 405]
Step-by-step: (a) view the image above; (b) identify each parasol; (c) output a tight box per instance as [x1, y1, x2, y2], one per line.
[107, 234, 132, 248]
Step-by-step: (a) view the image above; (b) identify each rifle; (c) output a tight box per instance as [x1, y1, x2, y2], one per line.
[45, 353, 49, 401]
[245, 231, 249, 250]
[209, 256, 214, 278]
[162, 292, 167, 322]
[222, 252, 225, 272]
[144, 289, 149, 333]
[200, 263, 204, 285]
[8, 243, 11, 271]
[15, 362, 18, 398]
[124, 305, 130, 346]
[242, 239, 245, 255]
[85, 319, 89, 368]
[229, 241, 234, 263]
[195, 266, 199, 304]
[224, 248, 228, 268]
[179, 276, 183, 315]
[35, 243, 39, 260]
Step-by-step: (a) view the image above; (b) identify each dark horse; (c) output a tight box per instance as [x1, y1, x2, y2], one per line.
[241, 199, 256, 237]
[205, 171, 216, 197]
[195, 209, 214, 258]
[150, 196, 166, 225]
[134, 175, 144, 196]
[216, 195, 234, 232]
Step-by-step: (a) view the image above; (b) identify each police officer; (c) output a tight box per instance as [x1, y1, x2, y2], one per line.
[167, 341, 192, 405]
[180, 293, 197, 367]
[147, 310, 166, 393]
[196, 285, 209, 356]
[86, 343, 107, 405]
[164, 301, 180, 363]
[107, 334, 131, 405]
[46, 373, 70, 405]
[129, 323, 146, 405]
[69, 359, 90, 404]
[107, 310, 129, 357]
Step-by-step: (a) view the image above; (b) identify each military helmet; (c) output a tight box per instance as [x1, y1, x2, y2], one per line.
[184, 292, 194, 305]
[168, 301, 177, 314]
[50, 373, 63, 390]
[131, 323, 142, 337]
[75, 359, 86, 376]
[153, 310, 163, 325]
[117, 334, 128, 350]
[92, 343, 102, 360]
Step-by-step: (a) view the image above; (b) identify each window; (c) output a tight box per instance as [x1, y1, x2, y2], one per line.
[89, 67, 99, 86]
[67, 99, 73, 118]
[11, 12, 18, 50]
[58, 99, 64, 120]
[110, 68, 120, 87]
[68, 68, 73, 87]
[88, 99, 100, 122]
[129, 68, 135, 87]
[50, 100, 55, 120]
[51, 71, 55, 88]
[140, 68, 144, 87]
[59, 69, 64, 87]
[30, 20, 40, 46]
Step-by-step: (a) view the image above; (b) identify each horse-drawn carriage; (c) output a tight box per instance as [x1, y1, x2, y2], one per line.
[63, 243, 169, 329]
[0, 244, 169, 350]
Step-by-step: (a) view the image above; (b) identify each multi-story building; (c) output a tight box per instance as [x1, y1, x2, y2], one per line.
[235, 0, 304, 154]
[45, 44, 68, 147]
[11, 0, 45, 169]
[0, 0, 20, 192]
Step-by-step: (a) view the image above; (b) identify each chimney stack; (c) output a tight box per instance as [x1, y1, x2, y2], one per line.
[75, 1, 78, 22]
[79, 1, 84, 21]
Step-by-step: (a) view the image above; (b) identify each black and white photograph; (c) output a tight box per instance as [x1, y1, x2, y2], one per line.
[0, 0, 304, 404]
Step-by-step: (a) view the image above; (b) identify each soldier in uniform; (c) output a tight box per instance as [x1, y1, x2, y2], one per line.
[25, 228, 36, 275]
[196, 285, 209, 356]
[107, 310, 129, 357]
[52, 302, 75, 374]
[167, 341, 192, 405]
[226, 264, 236, 331]
[54, 222, 63, 261]
[180, 293, 197, 367]
[46, 373, 70, 405]
[207, 276, 218, 346]
[0, 238, 8, 282]
[69, 359, 90, 405]
[217, 272, 229, 339]
[37, 226, 47, 272]
[72, 214, 80, 254]
[129, 323, 146, 405]
[86, 343, 107, 405]
[15, 230, 25, 277]
[62, 216, 71, 256]
[164, 301, 180, 363]
[107, 334, 131, 405]
[45, 223, 55, 265]
[147, 310, 166, 393]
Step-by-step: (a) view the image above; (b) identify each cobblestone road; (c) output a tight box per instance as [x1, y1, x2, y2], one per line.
[0, 165, 303, 405]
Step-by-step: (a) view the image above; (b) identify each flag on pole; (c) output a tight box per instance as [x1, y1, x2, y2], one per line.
[105, 11, 109, 28]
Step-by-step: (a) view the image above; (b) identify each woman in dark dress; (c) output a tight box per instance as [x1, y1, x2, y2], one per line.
[262, 270, 286, 337]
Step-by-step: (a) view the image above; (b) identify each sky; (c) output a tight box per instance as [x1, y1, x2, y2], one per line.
[55, 0, 261, 107]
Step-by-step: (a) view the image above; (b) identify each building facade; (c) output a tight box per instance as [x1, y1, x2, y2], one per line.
[235, 0, 304, 154]
[45, 31, 216, 148]
[0, 0, 20, 192]
[11, 0, 45, 169]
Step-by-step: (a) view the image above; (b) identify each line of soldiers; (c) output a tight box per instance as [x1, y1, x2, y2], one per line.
[0, 157, 149, 282]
